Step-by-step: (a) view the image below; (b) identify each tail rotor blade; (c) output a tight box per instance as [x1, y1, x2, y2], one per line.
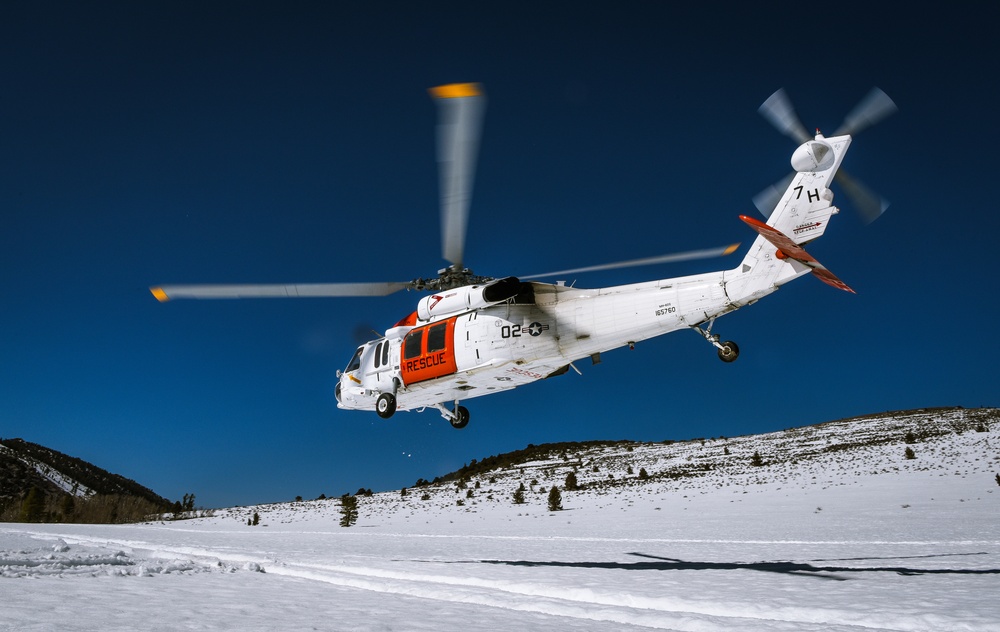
[835, 170, 889, 224]
[834, 87, 897, 137]
[759, 88, 811, 144]
[430, 83, 486, 269]
[752, 172, 796, 219]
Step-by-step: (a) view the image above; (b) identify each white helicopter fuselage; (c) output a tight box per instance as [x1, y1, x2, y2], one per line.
[337, 270, 729, 414]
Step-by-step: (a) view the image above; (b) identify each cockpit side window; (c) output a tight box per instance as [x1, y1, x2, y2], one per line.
[345, 347, 364, 372]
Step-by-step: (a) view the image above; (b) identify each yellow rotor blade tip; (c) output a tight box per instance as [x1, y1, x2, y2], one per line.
[429, 83, 482, 99]
[150, 287, 170, 302]
[723, 243, 741, 256]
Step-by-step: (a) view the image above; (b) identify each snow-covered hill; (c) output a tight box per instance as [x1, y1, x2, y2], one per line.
[213, 406, 998, 537]
[3, 406, 998, 631]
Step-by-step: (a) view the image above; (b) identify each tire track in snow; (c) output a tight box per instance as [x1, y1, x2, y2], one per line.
[13, 529, 924, 632]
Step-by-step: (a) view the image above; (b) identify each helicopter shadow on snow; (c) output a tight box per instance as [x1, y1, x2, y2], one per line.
[465, 551, 1000, 581]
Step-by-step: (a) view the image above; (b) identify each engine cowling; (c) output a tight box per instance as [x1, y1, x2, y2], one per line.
[416, 276, 521, 321]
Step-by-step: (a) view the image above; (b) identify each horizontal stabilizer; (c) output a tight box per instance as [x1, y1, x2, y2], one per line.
[739, 215, 855, 293]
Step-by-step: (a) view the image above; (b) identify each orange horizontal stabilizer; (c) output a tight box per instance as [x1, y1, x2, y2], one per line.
[739, 215, 855, 293]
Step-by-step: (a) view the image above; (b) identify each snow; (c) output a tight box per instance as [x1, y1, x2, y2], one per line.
[2, 409, 999, 631]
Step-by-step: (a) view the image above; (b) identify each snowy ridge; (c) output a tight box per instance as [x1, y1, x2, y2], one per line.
[214, 406, 998, 532]
[2, 406, 998, 631]
[0, 442, 95, 498]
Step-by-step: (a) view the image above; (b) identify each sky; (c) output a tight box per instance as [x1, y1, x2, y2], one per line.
[2, 2, 998, 509]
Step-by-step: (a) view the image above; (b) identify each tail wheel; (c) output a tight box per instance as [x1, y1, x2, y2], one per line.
[376, 393, 397, 419]
[450, 406, 470, 429]
[717, 341, 740, 363]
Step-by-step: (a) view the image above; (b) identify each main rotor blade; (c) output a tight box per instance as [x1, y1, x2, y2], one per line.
[150, 282, 410, 301]
[759, 88, 811, 144]
[522, 244, 740, 280]
[834, 87, 897, 137]
[430, 83, 486, 269]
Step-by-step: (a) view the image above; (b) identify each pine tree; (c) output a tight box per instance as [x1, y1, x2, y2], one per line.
[20, 487, 45, 523]
[904, 446, 916, 460]
[60, 494, 75, 521]
[513, 482, 526, 505]
[564, 471, 578, 490]
[340, 494, 359, 527]
[751, 451, 764, 467]
[547, 486, 562, 511]
[252, 512, 260, 526]
[638, 467, 650, 480]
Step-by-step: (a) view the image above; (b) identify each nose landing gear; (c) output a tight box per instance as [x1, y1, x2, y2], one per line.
[375, 392, 397, 418]
[692, 317, 740, 363]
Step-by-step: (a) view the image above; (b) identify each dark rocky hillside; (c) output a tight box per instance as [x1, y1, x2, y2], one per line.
[0, 438, 173, 523]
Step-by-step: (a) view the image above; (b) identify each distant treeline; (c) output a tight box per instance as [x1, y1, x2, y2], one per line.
[1, 486, 170, 524]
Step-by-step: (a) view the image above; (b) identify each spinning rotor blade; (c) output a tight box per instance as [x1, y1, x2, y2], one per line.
[759, 88, 811, 144]
[834, 87, 897, 137]
[522, 243, 740, 280]
[835, 170, 889, 224]
[752, 172, 795, 219]
[150, 282, 410, 302]
[430, 83, 486, 269]
[757, 87, 895, 223]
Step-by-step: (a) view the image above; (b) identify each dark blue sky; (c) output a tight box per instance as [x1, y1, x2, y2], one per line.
[2, 3, 996, 508]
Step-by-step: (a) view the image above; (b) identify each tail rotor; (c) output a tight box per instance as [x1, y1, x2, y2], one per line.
[755, 87, 896, 224]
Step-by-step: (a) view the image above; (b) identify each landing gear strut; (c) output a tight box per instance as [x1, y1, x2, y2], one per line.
[433, 401, 470, 429]
[692, 317, 740, 363]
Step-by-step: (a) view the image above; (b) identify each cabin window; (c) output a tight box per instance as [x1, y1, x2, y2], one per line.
[381, 339, 390, 366]
[374, 342, 383, 368]
[403, 329, 423, 359]
[427, 322, 447, 353]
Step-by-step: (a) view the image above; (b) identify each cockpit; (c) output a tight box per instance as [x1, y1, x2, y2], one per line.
[344, 346, 364, 373]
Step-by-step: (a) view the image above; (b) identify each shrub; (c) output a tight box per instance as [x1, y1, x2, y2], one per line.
[638, 467, 650, 480]
[751, 451, 765, 467]
[904, 447, 916, 460]
[904, 431, 917, 444]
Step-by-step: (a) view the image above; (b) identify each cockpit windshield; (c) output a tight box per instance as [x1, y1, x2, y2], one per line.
[345, 346, 364, 373]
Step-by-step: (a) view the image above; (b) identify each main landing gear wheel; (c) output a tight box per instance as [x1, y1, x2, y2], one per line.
[450, 406, 470, 429]
[717, 341, 740, 363]
[376, 393, 396, 419]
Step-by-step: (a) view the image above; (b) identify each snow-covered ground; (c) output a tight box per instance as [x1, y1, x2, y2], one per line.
[3, 408, 999, 631]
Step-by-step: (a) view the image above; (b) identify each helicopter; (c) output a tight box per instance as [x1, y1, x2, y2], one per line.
[151, 83, 895, 429]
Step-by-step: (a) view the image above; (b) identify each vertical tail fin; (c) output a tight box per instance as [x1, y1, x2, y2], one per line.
[725, 134, 852, 304]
